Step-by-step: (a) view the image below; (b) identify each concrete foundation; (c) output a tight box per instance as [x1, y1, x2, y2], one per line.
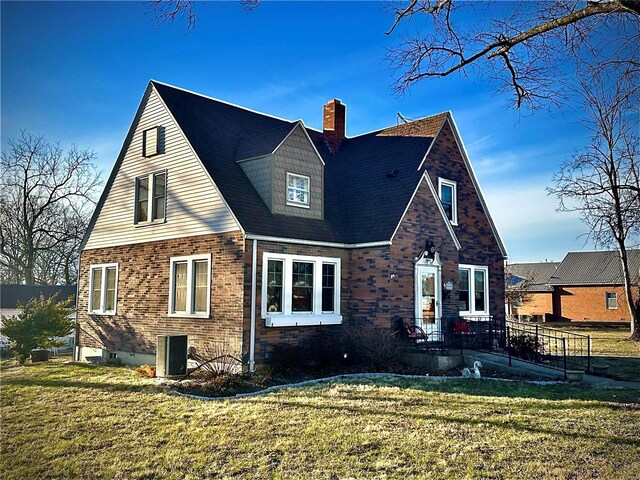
[400, 352, 464, 373]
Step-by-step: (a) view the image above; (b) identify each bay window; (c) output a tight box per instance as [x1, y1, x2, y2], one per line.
[262, 253, 341, 327]
[459, 264, 489, 315]
[89, 263, 118, 314]
[169, 254, 211, 317]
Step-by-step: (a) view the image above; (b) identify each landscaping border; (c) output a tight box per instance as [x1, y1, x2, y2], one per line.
[166, 373, 567, 402]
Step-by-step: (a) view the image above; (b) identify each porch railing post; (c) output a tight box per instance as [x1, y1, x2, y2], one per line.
[587, 335, 591, 373]
[507, 325, 512, 367]
[562, 337, 567, 379]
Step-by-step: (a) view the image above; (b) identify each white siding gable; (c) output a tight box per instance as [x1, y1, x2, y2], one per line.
[84, 88, 240, 250]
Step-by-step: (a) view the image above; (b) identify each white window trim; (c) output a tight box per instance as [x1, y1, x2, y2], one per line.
[262, 252, 342, 327]
[606, 291, 618, 310]
[88, 263, 119, 315]
[134, 169, 167, 225]
[168, 253, 211, 318]
[459, 264, 489, 316]
[286, 172, 310, 209]
[438, 177, 458, 226]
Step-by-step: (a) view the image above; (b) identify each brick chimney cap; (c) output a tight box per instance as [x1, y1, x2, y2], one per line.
[327, 98, 343, 105]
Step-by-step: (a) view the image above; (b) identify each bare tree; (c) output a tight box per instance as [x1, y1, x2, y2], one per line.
[0, 132, 101, 285]
[387, 0, 640, 110]
[148, 1, 639, 111]
[504, 269, 534, 317]
[549, 75, 640, 340]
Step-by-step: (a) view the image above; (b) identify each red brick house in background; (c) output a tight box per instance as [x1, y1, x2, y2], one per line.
[507, 250, 640, 323]
[75, 81, 508, 369]
[506, 262, 559, 321]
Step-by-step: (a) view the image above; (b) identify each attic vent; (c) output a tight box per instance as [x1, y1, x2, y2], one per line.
[143, 126, 161, 157]
[386, 169, 399, 179]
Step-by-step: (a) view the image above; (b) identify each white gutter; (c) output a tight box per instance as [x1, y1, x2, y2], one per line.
[249, 239, 258, 372]
[245, 234, 391, 249]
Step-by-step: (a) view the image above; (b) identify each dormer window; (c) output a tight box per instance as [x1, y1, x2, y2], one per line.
[135, 171, 167, 224]
[143, 127, 160, 157]
[438, 178, 458, 225]
[286, 173, 310, 207]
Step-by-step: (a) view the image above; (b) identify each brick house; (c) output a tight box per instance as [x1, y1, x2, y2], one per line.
[75, 81, 508, 368]
[507, 251, 640, 323]
[506, 262, 559, 321]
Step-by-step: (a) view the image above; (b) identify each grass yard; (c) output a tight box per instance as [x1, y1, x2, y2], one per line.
[1, 359, 640, 479]
[558, 325, 640, 382]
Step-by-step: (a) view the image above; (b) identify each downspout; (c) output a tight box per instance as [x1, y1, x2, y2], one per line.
[249, 239, 257, 372]
[74, 255, 82, 362]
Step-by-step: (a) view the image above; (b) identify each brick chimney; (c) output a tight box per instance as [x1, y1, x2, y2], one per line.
[323, 99, 346, 153]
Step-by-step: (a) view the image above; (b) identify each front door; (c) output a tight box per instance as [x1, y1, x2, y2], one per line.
[415, 264, 441, 337]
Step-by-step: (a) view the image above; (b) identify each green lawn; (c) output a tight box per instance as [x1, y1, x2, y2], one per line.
[2, 359, 640, 479]
[558, 325, 640, 382]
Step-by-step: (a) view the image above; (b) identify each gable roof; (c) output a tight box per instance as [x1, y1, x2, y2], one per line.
[506, 262, 560, 292]
[549, 250, 640, 286]
[86, 80, 505, 252]
[0, 284, 77, 309]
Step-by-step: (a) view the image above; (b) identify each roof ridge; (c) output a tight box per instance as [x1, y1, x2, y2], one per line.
[150, 79, 297, 126]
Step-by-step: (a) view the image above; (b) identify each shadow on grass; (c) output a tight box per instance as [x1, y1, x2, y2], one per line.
[1, 376, 154, 393]
[592, 356, 640, 383]
[249, 395, 640, 448]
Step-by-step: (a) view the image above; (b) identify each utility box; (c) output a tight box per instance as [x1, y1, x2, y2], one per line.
[156, 334, 188, 377]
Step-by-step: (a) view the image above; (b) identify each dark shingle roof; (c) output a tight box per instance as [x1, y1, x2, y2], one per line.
[506, 262, 559, 292]
[0, 284, 76, 309]
[235, 122, 297, 161]
[153, 82, 441, 244]
[549, 250, 640, 285]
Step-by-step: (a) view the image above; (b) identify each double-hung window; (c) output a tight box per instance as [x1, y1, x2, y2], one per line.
[459, 264, 489, 316]
[135, 171, 167, 224]
[606, 292, 618, 309]
[89, 263, 118, 314]
[169, 254, 211, 317]
[286, 173, 310, 207]
[438, 178, 458, 225]
[262, 253, 341, 327]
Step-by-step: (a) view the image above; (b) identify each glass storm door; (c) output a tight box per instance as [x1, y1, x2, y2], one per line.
[415, 265, 441, 336]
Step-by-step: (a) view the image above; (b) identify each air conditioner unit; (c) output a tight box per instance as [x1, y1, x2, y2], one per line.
[156, 334, 188, 377]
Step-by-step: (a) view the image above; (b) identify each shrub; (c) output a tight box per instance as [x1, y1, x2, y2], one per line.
[191, 343, 242, 379]
[509, 333, 545, 361]
[343, 322, 404, 371]
[0, 293, 75, 364]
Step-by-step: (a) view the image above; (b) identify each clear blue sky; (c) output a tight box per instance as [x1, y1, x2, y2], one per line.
[1, 1, 596, 262]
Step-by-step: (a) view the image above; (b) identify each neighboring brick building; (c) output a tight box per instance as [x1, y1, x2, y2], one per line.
[507, 251, 640, 323]
[506, 262, 559, 321]
[76, 81, 508, 368]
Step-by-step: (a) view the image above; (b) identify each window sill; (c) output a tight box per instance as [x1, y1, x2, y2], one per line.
[89, 311, 117, 316]
[167, 312, 210, 319]
[134, 219, 167, 228]
[285, 201, 310, 209]
[264, 314, 342, 327]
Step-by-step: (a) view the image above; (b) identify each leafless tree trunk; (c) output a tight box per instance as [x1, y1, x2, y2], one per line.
[0, 132, 101, 285]
[549, 75, 640, 340]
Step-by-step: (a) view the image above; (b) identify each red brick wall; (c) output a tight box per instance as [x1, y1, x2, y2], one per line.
[512, 292, 553, 317]
[424, 121, 506, 318]
[77, 231, 245, 358]
[242, 241, 350, 363]
[555, 285, 637, 322]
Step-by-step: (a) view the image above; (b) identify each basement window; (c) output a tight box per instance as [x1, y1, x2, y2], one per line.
[88, 263, 118, 315]
[262, 252, 341, 327]
[438, 178, 458, 225]
[606, 292, 618, 309]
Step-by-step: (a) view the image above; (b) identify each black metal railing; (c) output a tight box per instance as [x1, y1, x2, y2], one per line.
[396, 315, 506, 351]
[505, 319, 591, 374]
[395, 316, 591, 377]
